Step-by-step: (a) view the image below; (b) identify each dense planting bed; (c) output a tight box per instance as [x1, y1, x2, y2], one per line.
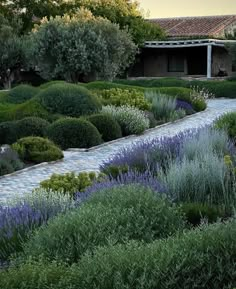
[0, 80, 207, 177]
[1, 122, 236, 288]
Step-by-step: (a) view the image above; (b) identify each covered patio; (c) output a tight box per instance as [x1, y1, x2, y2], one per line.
[130, 39, 236, 79]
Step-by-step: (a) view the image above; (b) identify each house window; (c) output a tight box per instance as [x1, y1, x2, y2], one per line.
[168, 54, 184, 72]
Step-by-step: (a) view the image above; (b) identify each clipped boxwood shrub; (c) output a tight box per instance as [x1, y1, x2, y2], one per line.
[12, 137, 63, 163]
[0, 121, 18, 144]
[47, 118, 102, 149]
[87, 113, 122, 141]
[38, 83, 101, 117]
[7, 85, 40, 104]
[215, 112, 236, 139]
[21, 185, 185, 264]
[16, 117, 49, 139]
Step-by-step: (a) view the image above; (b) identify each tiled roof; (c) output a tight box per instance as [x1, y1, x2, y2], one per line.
[149, 15, 236, 37]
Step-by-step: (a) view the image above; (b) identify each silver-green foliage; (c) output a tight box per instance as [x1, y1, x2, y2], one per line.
[181, 128, 231, 161]
[28, 13, 137, 81]
[102, 105, 150, 135]
[145, 91, 177, 121]
[160, 152, 235, 208]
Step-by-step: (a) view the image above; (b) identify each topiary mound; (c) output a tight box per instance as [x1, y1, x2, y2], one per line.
[46, 118, 102, 149]
[38, 83, 101, 117]
[0, 99, 50, 123]
[21, 185, 185, 264]
[87, 113, 122, 142]
[0, 121, 18, 145]
[7, 85, 40, 104]
[12, 137, 63, 164]
[0, 147, 24, 176]
[16, 117, 50, 139]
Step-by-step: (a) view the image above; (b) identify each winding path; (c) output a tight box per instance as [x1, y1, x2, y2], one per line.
[1, 99, 236, 203]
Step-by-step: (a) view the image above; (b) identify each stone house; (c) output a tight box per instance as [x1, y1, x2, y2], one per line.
[130, 15, 236, 78]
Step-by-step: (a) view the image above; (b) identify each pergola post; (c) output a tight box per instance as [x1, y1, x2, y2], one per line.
[207, 44, 212, 79]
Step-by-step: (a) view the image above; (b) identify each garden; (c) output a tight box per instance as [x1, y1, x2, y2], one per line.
[0, 80, 207, 177]
[1, 106, 236, 288]
[1, 0, 236, 288]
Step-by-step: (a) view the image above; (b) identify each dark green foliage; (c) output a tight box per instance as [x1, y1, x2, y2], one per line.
[115, 78, 189, 88]
[0, 121, 17, 144]
[12, 137, 63, 163]
[180, 203, 226, 226]
[0, 147, 23, 176]
[38, 83, 101, 117]
[21, 185, 185, 264]
[87, 113, 122, 141]
[16, 117, 49, 139]
[0, 99, 50, 123]
[46, 118, 102, 149]
[1, 221, 236, 289]
[215, 112, 236, 138]
[68, 220, 236, 289]
[7, 85, 39, 104]
[39, 81, 67, 89]
[102, 164, 129, 178]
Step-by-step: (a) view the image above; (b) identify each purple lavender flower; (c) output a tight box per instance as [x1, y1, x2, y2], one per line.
[176, 99, 194, 113]
[101, 129, 200, 173]
[76, 170, 166, 204]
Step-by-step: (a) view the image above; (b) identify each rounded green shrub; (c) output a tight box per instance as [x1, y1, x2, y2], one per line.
[215, 112, 236, 139]
[2, 219, 235, 289]
[87, 113, 122, 141]
[22, 185, 185, 264]
[46, 118, 102, 149]
[0, 121, 18, 144]
[12, 137, 63, 163]
[16, 117, 50, 139]
[38, 83, 101, 117]
[7, 85, 39, 104]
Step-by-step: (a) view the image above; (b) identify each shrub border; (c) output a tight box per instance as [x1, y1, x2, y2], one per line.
[0, 110, 206, 179]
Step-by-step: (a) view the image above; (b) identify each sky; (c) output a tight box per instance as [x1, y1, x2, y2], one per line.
[139, 0, 236, 18]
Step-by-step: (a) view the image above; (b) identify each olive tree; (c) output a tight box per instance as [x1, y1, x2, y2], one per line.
[0, 15, 25, 89]
[29, 12, 137, 82]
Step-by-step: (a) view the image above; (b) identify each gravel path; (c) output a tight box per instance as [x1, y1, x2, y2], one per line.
[1, 98, 236, 203]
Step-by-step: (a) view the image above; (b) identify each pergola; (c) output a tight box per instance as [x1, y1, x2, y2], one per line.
[144, 39, 236, 78]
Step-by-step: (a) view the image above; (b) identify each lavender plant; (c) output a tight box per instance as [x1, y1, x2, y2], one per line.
[0, 190, 74, 262]
[76, 170, 166, 204]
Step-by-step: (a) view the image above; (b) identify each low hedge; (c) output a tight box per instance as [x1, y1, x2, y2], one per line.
[46, 118, 102, 149]
[38, 83, 101, 117]
[21, 185, 185, 264]
[1, 221, 235, 289]
[87, 113, 122, 141]
[12, 137, 63, 163]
